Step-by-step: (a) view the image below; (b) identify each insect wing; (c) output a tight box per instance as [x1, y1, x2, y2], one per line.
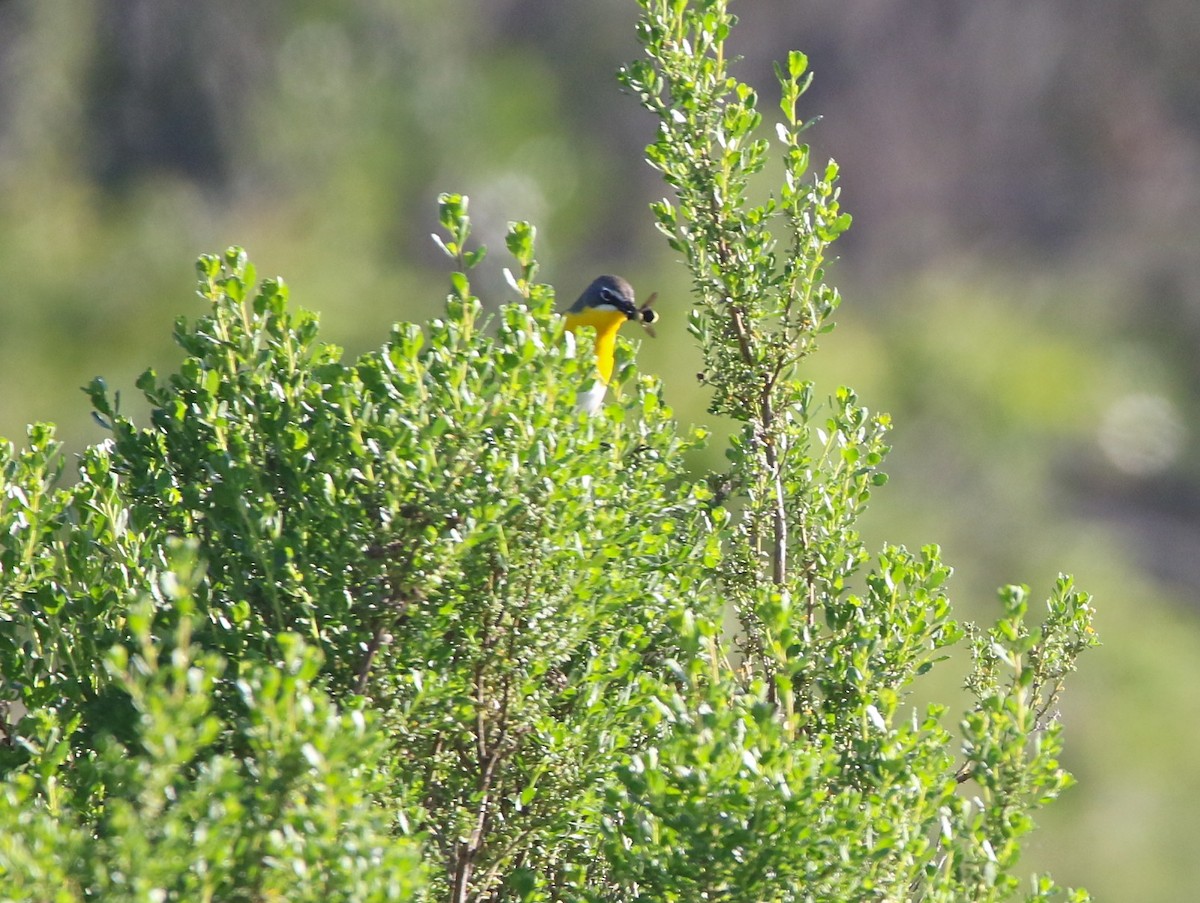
[637, 291, 659, 337]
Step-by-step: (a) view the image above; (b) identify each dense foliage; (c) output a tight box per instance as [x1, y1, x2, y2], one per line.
[0, 2, 1096, 900]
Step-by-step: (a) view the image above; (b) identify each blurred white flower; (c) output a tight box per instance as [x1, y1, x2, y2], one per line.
[1097, 392, 1184, 476]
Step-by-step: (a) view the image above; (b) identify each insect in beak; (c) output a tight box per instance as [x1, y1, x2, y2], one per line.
[636, 292, 659, 337]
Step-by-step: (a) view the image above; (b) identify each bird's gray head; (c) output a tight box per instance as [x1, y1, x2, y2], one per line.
[568, 275, 639, 318]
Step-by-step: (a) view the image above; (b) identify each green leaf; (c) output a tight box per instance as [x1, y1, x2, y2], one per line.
[788, 50, 808, 81]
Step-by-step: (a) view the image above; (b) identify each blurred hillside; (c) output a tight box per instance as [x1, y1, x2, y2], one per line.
[2, 1, 1198, 898]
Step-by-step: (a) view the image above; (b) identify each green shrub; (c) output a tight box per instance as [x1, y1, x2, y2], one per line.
[0, 540, 423, 901]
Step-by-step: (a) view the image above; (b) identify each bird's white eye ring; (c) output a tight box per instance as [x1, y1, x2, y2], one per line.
[599, 288, 617, 303]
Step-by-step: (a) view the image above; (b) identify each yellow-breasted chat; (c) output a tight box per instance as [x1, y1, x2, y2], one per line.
[563, 275, 658, 413]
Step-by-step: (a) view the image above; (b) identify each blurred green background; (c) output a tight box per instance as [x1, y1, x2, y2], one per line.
[2, 1, 1197, 897]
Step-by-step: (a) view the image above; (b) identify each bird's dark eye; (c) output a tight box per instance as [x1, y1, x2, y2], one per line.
[599, 288, 617, 304]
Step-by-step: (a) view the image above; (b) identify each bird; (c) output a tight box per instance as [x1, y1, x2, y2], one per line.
[564, 275, 658, 414]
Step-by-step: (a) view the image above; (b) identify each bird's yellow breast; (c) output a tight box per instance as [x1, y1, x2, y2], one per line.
[564, 308, 630, 383]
